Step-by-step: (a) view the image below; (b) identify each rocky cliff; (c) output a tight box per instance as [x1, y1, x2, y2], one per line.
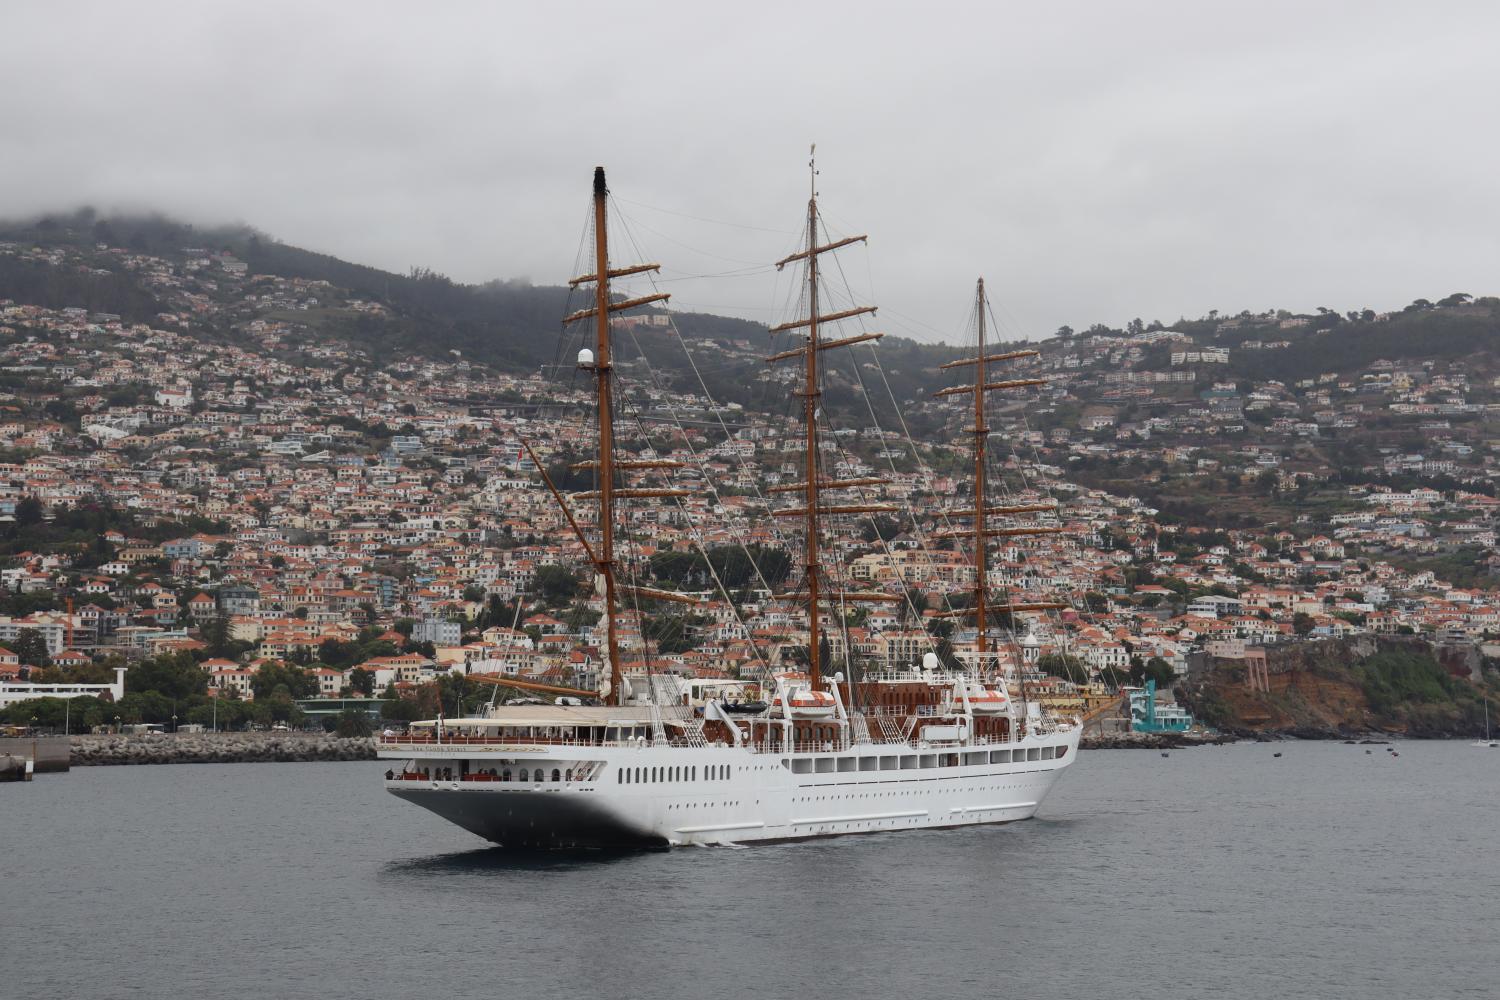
[1177, 636, 1496, 739]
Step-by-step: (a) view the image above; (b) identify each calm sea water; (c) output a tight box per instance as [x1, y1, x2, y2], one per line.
[3, 742, 1496, 1000]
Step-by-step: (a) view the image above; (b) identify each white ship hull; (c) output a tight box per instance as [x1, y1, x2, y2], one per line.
[381, 727, 1080, 849]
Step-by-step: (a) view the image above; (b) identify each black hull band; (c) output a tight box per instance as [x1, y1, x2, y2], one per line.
[390, 787, 667, 850]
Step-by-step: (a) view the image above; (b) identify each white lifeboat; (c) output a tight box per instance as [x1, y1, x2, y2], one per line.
[773, 672, 838, 719]
[957, 680, 1010, 715]
[966, 687, 1010, 715]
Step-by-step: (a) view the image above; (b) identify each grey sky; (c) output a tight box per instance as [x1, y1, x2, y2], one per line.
[4, 1, 1497, 344]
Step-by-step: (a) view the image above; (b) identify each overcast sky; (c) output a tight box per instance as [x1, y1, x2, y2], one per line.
[4, 1, 1497, 344]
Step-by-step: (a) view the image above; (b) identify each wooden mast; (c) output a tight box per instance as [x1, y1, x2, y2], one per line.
[802, 160, 824, 692]
[931, 297, 1066, 642]
[972, 278, 988, 656]
[553, 168, 673, 704]
[592, 166, 623, 706]
[768, 150, 898, 698]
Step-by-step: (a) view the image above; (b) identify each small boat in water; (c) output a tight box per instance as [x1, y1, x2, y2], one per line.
[1473, 698, 1498, 748]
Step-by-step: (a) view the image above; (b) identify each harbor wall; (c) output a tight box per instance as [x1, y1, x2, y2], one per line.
[70, 732, 377, 766]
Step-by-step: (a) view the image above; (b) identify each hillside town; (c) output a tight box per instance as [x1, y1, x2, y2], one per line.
[3, 234, 1500, 728]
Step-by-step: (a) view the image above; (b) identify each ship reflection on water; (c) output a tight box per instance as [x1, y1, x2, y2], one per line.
[382, 845, 649, 879]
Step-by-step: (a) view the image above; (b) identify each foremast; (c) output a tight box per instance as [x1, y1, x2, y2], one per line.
[564, 167, 674, 705]
[769, 149, 898, 694]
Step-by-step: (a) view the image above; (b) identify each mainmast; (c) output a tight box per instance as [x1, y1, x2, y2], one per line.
[769, 149, 896, 693]
[972, 279, 989, 654]
[802, 174, 823, 691]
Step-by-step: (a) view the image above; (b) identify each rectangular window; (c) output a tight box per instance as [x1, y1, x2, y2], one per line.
[990, 750, 1011, 764]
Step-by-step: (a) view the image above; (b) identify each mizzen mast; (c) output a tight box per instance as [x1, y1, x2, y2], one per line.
[931, 282, 1066, 646]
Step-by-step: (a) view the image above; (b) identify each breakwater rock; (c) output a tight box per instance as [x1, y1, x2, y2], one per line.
[70, 733, 377, 766]
[1081, 731, 1233, 750]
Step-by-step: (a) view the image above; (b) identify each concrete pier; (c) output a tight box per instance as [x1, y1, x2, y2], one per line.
[0, 735, 71, 774]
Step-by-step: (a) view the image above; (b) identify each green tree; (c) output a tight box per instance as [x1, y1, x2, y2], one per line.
[250, 662, 317, 700]
[380, 698, 423, 723]
[534, 565, 580, 605]
[262, 685, 302, 725]
[348, 666, 375, 696]
[1141, 656, 1175, 687]
[114, 690, 174, 724]
[1037, 653, 1088, 685]
[127, 651, 208, 700]
[12, 627, 51, 667]
[334, 709, 372, 737]
[13, 497, 44, 528]
[201, 614, 232, 656]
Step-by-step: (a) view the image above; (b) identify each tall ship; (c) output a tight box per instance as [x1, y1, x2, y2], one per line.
[379, 159, 1081, 848]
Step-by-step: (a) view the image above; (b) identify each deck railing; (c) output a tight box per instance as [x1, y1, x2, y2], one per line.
[378, 721, 1066, 755]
